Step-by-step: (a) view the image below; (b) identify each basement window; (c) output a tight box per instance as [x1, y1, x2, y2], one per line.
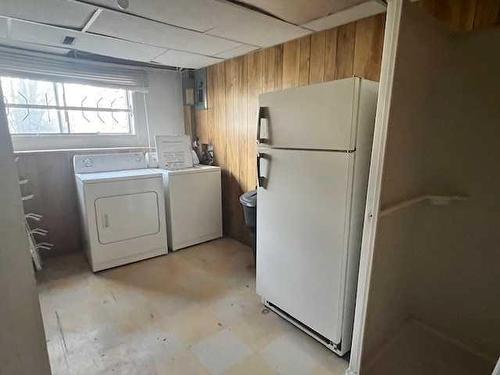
[1, 76, 134, 135]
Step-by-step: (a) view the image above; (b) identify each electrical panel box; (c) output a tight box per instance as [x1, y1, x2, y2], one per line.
[194, 68, 208, 110]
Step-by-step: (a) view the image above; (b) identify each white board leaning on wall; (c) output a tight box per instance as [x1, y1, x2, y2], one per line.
[155, 135, 193, 170]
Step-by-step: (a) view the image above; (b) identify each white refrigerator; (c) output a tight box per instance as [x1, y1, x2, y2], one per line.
[256, 77, 378, 355]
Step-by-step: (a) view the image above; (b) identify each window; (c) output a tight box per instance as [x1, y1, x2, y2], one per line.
[1, 76, 134, 135]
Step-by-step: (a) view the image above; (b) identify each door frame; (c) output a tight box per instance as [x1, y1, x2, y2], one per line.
[346, 0, 403, 374]
[492, 356, 500, 375]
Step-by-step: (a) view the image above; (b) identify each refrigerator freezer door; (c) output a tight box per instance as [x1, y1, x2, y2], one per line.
[258, 78, 360, 150]
[256, 147, 354, 343]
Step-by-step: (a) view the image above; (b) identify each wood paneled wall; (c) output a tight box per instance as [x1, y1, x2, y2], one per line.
[418, 0, 500, 31]
[191, 0, 500, 246]
[194, 14, 386, 244]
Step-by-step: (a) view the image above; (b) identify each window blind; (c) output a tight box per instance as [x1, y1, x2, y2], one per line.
[0, 46, 148, 92]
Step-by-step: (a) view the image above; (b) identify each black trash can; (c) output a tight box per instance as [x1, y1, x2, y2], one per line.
[239, 190, 257, 260]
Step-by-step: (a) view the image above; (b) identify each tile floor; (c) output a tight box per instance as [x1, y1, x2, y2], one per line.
[37, 238, 348, 375]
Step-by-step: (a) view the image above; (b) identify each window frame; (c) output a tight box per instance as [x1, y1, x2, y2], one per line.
[2, 76, 136, 136]
[2, 81, 150, 152]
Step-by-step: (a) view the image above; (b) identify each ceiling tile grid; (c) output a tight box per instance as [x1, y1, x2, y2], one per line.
[206, 1, 311, 47]
[302, 0, 386, 31]
[236, 0, 371, 24]
[0, 0, 386, 69]
[0, 0, 96, 29]
[9, 19, 166, 63]
[82, 0, 218, 32]
[87, 9, 241, 56]
[152, 49, 222, 69]
[214, 44, 260, 59]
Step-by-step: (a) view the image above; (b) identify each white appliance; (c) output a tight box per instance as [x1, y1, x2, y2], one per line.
[74, 153, 167, 272]
[256, 77, 378, 355]
[162, 165, 222, 251]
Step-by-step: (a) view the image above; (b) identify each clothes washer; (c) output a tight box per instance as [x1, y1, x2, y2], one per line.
[161, 165, 222, 251]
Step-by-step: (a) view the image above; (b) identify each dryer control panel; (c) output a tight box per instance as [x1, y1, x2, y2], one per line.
[74, 153, 147, 174]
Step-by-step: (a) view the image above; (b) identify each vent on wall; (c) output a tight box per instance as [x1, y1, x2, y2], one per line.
[62, 36, 76, 46]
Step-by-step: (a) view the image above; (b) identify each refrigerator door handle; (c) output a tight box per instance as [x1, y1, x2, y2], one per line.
[257, 152, 270, 189]
[256, 106, 269, 144]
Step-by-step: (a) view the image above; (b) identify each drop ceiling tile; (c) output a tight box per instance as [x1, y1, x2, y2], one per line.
[88, 9, 241, 56]
[236, 0, 369, 25]
[301, 0, 386, 32]
[81, 0, 217, 32]
[9, 20, 74, 46]
[0, 0, 96, 29]
[214, 44, 260, 59]
[206, 1, 311, 48]
[9, 20, 166, 63]
[152, 50, 222, 69]
[74, 35, 166, 63]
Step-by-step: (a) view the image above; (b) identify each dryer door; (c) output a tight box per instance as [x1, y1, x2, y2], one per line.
[95, 191, 160, 244]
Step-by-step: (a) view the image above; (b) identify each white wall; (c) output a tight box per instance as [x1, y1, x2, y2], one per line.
[363, 2, 500, 368]
[409, 28, 500, 360]
[361, 2, 450, 364]
[0, 90, 51, 374]
[11, 67, 184, 151]
[143, 68, 185, 147]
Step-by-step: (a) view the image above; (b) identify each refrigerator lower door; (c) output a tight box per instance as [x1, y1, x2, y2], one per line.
[256, 147, 354, 344]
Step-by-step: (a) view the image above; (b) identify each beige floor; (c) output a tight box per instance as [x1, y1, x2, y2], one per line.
[364, 320, 496, 375]
[37, 238, 348, 375]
